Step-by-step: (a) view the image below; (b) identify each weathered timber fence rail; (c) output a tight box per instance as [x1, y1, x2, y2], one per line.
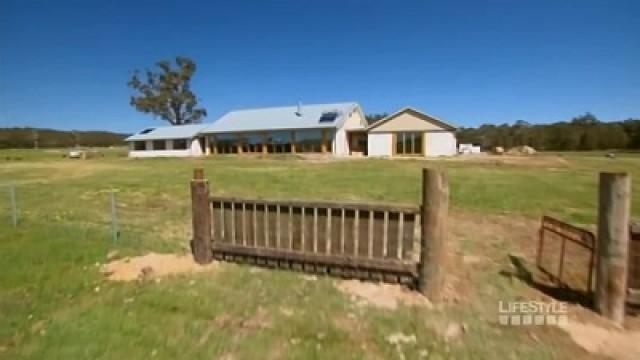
[191, 168, 451, 300]
[209, 196, 420, 276]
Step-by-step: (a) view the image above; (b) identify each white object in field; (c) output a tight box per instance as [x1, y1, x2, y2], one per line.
[459, 144, 481, 154]
[68, 150, 83, 158]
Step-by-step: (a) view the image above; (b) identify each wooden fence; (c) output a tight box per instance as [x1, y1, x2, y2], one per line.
[190, 168, 451, 300]
[209, 197, 420, 276]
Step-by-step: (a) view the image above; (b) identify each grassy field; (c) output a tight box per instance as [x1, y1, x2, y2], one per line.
[0, 148, 638, 359]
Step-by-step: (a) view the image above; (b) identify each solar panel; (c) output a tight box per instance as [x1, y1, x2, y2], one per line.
[319, 111, 338, 123]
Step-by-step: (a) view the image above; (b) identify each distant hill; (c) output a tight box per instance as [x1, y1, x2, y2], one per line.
[0, 127, 129, 149]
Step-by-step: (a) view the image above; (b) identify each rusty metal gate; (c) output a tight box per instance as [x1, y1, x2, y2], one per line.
[536, 216, 596, 295]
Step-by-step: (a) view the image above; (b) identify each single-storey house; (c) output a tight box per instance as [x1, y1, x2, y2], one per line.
[125, 102, 457, 158]
[125, 124, 207, 157]
[367, 107, 457, 157]
[200, 102, 368, 156]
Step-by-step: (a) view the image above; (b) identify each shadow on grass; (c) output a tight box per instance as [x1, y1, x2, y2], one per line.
[500, 254, 594, 308]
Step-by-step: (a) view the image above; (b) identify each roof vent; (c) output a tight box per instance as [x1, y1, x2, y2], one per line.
[296, 101, 303, 117]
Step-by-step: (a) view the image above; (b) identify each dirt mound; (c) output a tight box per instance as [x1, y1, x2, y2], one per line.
[506, 145, 536, 155]
[101, 253, 218, 281]
[558, 322, 640, 360]
[335, 279, 432, 310]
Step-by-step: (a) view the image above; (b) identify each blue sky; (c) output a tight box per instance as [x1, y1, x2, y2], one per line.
[1, 0, 638, 133]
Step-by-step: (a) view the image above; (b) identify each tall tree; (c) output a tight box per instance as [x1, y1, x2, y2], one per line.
[128, 57, 207, 125]
[365, 113, 388, 125]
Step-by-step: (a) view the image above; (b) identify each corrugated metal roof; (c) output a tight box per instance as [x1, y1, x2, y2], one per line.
[202, 102, 361, 134]
[125, 124, 207, 141]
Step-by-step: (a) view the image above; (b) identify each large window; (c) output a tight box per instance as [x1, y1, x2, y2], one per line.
[296, 129, 331, 153]
[152, 140, 166, 150]
[134, 141, 146, 151]
[266, 131, 293, 153]
[395, 132, 423, 155]
[241, 133, 265, 153]
[173, 139, 188, 150]
[215, 134, 238, 154]
[211, 130, 332, 154]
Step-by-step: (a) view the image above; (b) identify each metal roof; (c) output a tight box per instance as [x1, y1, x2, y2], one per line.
[202, 102, 361, 134]
[125, 124, 207, 141]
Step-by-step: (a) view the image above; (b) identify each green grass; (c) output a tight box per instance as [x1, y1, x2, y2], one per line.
[0, 149, 638, 359]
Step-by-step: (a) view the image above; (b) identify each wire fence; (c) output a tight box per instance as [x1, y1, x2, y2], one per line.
[1, 182, 192, 252]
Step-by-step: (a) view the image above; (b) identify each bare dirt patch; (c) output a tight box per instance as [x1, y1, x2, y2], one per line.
[335, 279, 432, 310]
[101, 252, 218, 281]
[558, 322, 640, 360]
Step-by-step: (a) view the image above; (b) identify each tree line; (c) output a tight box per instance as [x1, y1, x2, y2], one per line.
[0, 127, 127, 149]
[456, 113, 640, 151]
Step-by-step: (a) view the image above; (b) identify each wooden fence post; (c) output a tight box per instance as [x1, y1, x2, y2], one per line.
[418, 168, 450, 301]
[191, 168, 213, 264]
[595, 172, 630, 325]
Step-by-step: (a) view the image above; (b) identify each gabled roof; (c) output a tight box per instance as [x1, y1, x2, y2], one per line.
[202, 102, 361, 134]
[367, 107, 457, 132]
[125, 124, 207, 141]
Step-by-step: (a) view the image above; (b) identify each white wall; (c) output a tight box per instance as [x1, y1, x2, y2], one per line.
[425, 132, 457, 156]
[128, 138, 203, 158]
[190, 138, 204, 156]
[367, 133, 392, 157]
[333, 128, 349, 156]
[334, 107, 367, 156]
[129, 149, 194, 158]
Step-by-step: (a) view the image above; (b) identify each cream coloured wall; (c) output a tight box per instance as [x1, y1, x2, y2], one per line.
[333, 108, 366, 156]
[367, 133, 393, 156]
[425, 132, 457, 156]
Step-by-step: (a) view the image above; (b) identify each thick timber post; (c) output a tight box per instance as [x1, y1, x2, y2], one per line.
[191, 168, 213, 264]
[418, 168, 450, 301]
[595, 172, 631, 325]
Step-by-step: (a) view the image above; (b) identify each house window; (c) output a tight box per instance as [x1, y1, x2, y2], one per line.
[296, 130, 322, 153]
[134, 141, 146, 151]
[216, 134, 238, 154]
[266, 131, 293, 153]
[153, 140, 166, 150]
[395, 132, 423, 155]
[173, 139, 188, 150]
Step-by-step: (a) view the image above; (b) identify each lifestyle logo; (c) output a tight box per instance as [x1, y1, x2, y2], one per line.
[498, 300, 568, 326]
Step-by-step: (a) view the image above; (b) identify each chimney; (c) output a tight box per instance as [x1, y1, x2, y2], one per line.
[296, 101, 303, 116]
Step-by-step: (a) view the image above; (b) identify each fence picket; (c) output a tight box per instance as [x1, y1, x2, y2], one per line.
[276, 205, 281, 249]
[354, 210, 359, 256]
[397, 212, 404, 259]
[383, 211, 389, 257]
[368, 211, 374, 258]
[340, 208, 346, 255]
[313, 207, 318, 253]
[326, 208, 332, 254]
